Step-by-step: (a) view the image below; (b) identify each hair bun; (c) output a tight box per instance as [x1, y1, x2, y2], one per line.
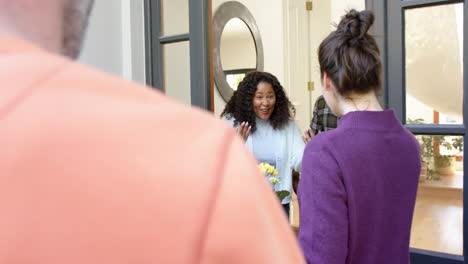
[338, 9, 374, 40]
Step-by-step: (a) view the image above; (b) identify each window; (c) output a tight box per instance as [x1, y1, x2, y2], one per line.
[374, 0, 466, 262]
[144, 0, 211, 110]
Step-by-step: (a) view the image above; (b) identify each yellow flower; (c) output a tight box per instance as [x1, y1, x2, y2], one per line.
[269, 177, 281, 185]
[259, 163, 279, 176]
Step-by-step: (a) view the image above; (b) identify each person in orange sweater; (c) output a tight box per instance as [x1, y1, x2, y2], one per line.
[0, 1, 304, 263]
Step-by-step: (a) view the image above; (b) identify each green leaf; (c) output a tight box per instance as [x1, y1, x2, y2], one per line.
[276, 191, 291, 202]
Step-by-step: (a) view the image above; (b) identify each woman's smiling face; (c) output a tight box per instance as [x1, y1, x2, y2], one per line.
[253, 82, 276, 120]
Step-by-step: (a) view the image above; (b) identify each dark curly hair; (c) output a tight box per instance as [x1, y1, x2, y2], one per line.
[221, 71, 295, 133]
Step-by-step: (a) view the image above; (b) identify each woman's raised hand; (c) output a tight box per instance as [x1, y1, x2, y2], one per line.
[237, 122, 251, 142]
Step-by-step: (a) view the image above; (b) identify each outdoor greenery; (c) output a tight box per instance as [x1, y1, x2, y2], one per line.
[407, 118, 464, 179]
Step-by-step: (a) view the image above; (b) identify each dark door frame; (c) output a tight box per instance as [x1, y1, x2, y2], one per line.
[369, 0, 466, 263]
[144, 0, 212, 110]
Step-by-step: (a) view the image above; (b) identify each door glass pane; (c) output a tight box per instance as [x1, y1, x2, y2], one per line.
[163, 41, 191, 105]
[411, 134, 463, 255]
[161, 0, 189, 36]
[405, 4, 463, 124]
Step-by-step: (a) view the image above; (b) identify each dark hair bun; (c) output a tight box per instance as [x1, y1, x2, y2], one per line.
[338, 9, 374, 41]
[318, 9, 381, 95]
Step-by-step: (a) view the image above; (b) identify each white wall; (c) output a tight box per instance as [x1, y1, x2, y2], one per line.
[79, 0, 146, 84]
[283, 0, 365, 129]
[331, 0, 366, 26]
[213, 0, 285, 116]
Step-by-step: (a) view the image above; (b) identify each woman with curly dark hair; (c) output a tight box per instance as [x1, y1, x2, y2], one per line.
[221, 71, 311, 216]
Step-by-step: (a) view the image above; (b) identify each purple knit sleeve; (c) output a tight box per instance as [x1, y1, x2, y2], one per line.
[298, 141, 348, 264]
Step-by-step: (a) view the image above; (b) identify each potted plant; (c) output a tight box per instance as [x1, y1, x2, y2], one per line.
[419, 132, 436, 180]
[407, 118, 463, 177]
[453, 136, 464, 162]
[433, 135, 458, 175]
[407, 118, 431, 181]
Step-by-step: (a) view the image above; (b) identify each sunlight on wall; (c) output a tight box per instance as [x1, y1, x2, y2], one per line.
[405, 4, 463, 124]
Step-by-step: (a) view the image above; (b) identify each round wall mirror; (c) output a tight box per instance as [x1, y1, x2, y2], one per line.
[213, 1, 264, 102]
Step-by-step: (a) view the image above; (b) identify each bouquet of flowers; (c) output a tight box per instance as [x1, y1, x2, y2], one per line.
[259, 163, 290, 202]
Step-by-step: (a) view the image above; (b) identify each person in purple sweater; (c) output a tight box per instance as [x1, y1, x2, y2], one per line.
[298, 9, 421, 264]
